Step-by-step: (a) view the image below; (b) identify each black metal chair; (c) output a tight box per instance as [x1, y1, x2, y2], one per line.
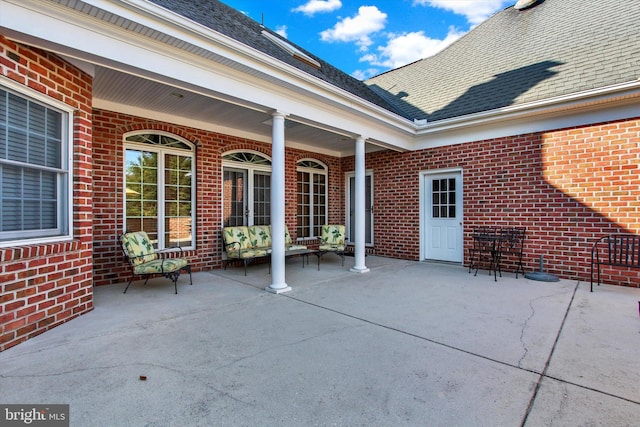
[118, 230, 192, 294]
[497, 227, 526, 278]
[468, 226, 501, 281]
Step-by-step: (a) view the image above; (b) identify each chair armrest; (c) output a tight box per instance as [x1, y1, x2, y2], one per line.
[224, 241, 241, 251]
[127, 253, 151, 264]
[224, 241, 246, 259]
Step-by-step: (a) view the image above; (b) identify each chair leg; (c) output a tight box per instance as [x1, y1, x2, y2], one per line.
[185, 265, 192, 285]
[165, 271, 180, 294]
[515, 255, 524, 279]
[123, 276, 134, 293]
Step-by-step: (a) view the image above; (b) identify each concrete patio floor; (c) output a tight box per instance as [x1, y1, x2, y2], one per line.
[1, 255, 639, 426]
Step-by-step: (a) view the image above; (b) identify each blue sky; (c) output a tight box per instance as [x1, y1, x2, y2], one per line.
[221, 0, 514, 80]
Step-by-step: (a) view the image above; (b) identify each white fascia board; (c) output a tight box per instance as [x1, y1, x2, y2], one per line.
[1, 0, 413, 148]
[413, 81, 640, 149]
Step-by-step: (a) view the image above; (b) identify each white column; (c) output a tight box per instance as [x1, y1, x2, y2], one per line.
[266, 111, 291, 293]
[351, 136, 370, 273]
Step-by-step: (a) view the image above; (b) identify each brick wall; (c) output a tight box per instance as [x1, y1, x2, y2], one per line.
[0, 37, 94, 351]
[342, 117, 640, 285]
[91, 110, 342, 286]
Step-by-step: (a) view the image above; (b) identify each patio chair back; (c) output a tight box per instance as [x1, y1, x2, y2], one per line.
[119, 231, 158, 266]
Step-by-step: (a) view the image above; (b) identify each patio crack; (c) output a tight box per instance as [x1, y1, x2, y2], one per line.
[520, 280, 580, 427]
[517, 299, 534, 369]
[516, 289, 568, 369]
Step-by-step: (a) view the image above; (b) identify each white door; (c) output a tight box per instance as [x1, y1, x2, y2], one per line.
[424, 171, 463, 262]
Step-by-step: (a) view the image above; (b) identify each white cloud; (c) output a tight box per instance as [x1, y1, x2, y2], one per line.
[293, 0, 342, 16]
[275, 25, 288, 38]
[361, 26, 465, 70]
[414, 0, 510, 25]
[320, 6, 387, 51]
[351, 68, 381, 80]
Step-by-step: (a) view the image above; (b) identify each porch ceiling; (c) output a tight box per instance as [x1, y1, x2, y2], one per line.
[93, 66, 388, 157]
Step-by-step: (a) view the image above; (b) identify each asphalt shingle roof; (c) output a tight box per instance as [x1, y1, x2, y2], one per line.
[366, 0, 640, 122]
[147, 0, 408, 117]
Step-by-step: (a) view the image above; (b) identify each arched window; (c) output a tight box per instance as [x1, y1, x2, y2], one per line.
[296, 159, 327, 238]
[124, 132, 195, 249]
[222, 151, 271, 227]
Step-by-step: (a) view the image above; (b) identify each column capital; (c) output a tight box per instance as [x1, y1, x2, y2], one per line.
[272, 110, 289, 119]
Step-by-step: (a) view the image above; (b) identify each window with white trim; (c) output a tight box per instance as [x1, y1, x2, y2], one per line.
[124, 132, 195, 249]
[0, 86, 71, 244]
[296, 159, 327, 238]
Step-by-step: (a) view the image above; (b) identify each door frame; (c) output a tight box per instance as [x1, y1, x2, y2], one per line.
[221, 150, 272, 227]
[419, 167, 464, 262]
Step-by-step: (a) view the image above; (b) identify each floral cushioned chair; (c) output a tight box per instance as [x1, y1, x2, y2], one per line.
[222, 225, 307, 275]
[119, 230, 192, 294]
[222, 226, 270, 275]
[318, 224, 346, 267]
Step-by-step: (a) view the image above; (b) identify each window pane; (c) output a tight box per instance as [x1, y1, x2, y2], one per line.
[42, 201, 57, 229]
[166, 216, 191, 248]
[143, 201, 158, 216]
[143, 184, 158, 201]
[23, 200, 41, 230]
[42, 171, 57, 199]
[126, 200, 142, 217]
[2, 200, 21, 231]
[8, 128, 27, 162]
[29, 134, 46, 166]
[179, 202, 191, 217]
[7, 93, 27, 129]
[165, 186, 177, 200]
[23, 169, 40, 198]
[3, 165, 21, 197]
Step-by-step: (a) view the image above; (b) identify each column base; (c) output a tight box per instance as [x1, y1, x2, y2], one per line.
[265, 285, 292, 294]
[350, 266, 370, 273]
